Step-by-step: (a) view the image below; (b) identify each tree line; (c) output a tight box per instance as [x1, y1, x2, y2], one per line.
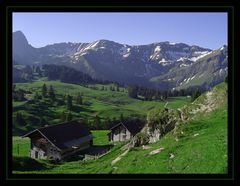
[127, 85, 204, 101]
[42, 64, 115, 85]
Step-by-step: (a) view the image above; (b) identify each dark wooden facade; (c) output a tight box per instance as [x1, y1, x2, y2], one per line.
[23, 121, 93, 160]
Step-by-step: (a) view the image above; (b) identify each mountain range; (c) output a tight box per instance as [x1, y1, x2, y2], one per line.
[13, 31, 228, 90]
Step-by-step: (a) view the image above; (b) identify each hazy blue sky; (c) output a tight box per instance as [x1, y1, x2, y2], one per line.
[13, 13, 227, 49]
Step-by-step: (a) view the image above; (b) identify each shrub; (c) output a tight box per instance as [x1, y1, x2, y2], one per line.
[191, 90, 201, 102]
[147, 108, 180, 135]
[133, 132, 149, 147]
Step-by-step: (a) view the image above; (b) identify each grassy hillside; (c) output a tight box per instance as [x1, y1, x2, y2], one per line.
[12, 106, 227, 173]
[13, 80, 190, 135]
[12, 83, 227, 174]
[113, 107, 227, 173]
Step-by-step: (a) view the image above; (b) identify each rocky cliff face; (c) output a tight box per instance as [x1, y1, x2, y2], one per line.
[144, 108, 182, 143]
[129, 82, 227, 147]
[13, 31, 37, 65]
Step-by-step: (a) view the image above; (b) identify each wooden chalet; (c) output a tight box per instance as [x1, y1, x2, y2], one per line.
[23, 121, 93, 161]
[108, 120, 145, 142]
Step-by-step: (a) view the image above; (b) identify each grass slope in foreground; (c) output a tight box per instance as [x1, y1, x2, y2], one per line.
[13, 107, 227, 173]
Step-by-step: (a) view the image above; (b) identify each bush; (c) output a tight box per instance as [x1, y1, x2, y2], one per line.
[133, 132, 149, 147]
[147, 108, 169, 131]
[191, 90, 201, 102]
[147, 108, 180, 135]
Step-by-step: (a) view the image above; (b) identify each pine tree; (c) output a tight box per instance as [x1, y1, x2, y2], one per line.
[16, 112, 25, 126]
[42, 84, 47, 98]
[62, 94, 66, 103]
[191, 90, 201, 102]
[13, 89, 25, 101]
[67, 95, 73, 110]
[34, 91, 41, 100]
[94, 115, 101, 130]
[48, 85, 55, 101]
[39, 117, 47, 127]
[120, 113, 124, 121]
[128, 86, 138, 98]
[116, 85, 120, 92]
[105, 117, 111, 128]
[163, 90, 168, 100]
[180, 89, 185, 96]
[112, 117, 116, 124]
[36, 66, 42, 76]
[76, 93, 83, 105]
[66, 112, 72, 121]
[60, 111, 66, 121]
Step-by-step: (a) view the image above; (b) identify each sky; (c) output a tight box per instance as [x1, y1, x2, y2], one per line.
[13, 12, 227, 50]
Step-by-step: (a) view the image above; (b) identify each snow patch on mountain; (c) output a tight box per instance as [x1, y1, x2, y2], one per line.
[166, 51, 188, 60]
[119, 46, 131, 56]
[190, 51, 212, 62]
[89, 41, 100, 49]
[79, 52, 87, 56]
[177, 57, 188, 62]
[149, 46, 162, 60]
[180, 64, 189, 67]
[154, 46, 161, 52]
[194, 51, 209, 55]
[123, 53, 131, 58]
[159, 58, 167, 63]
[190, 75, 196, 80]
[159, 58, 172, 66]
[81, 41, 100, 52]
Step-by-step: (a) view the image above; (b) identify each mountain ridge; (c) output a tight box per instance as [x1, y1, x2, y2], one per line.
[13, 31, 228, 90]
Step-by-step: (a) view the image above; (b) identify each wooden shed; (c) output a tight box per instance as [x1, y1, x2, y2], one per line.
[23, 120, 93, 161]
[108, 120, 145, 142]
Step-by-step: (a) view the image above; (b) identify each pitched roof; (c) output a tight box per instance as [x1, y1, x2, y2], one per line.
[110, 120, 145, 136]
[23, 120, 92, 150]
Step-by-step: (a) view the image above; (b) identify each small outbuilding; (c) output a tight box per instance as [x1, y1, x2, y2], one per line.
[23, 120, 93, 161]
[108, 120, 145, 142]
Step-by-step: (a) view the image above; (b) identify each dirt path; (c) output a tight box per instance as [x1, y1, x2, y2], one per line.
[111, 149, 129, 166]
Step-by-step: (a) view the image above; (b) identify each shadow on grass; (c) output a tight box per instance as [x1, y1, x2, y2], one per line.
[76, 106, 95, 113]
[12, 156, 53, 171]
[64, 144, 114, 162]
